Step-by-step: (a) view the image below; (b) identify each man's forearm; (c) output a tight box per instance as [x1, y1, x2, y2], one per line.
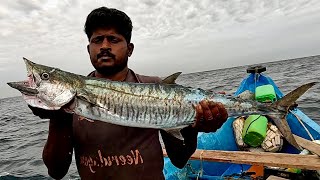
[43, 117, 73, 179]
[161, 126, 198, 168]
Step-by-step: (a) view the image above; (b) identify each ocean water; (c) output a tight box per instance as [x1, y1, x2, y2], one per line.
[0, 55, 319, 179]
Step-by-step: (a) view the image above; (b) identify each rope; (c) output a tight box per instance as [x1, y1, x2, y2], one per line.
[254, 73, 257, 93]
[196, 150, 204, 180]
[289, 110, 315, 141]
[244, 115, 262, 135]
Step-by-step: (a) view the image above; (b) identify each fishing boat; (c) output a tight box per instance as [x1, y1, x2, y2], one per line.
[163, 66, 320, 179]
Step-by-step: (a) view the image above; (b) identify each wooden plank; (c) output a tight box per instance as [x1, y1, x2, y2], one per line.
[266, 175, 289, 180]
[163, 149, 320, 170]
[293, 134, 320, 156]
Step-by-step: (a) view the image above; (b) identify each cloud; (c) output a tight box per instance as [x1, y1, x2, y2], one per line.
[0, 0, 320, 98]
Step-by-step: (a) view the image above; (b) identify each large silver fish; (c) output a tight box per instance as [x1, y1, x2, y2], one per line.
[7, 58, 317, 149]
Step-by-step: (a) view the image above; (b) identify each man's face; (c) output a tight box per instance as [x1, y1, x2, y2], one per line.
[87, 27, 133, 76]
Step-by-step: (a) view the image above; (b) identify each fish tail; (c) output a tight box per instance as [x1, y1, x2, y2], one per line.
[274, 82, 317, 109]
[271, 82, 317, 150]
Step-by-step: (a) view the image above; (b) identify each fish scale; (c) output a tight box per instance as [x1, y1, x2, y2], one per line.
[77, 82, 197, 128]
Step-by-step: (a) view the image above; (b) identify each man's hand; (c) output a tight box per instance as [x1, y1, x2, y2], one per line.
[28, 105, 71, 120]
[193, 100, 228, 132]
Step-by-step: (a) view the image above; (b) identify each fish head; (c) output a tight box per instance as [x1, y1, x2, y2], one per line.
[7, 57, 79, 110]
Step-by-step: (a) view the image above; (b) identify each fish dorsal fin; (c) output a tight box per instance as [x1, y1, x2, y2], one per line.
[275, 82, 317, 107]
[161, 72, 182, 84]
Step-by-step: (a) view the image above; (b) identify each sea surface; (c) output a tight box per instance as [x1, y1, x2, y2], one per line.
[0, 55, 319, 179]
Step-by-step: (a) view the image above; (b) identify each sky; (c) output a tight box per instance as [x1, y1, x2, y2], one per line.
[1, 0, 320, 98]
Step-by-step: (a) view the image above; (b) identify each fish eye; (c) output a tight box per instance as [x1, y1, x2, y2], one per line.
[41, 72, 50, 80]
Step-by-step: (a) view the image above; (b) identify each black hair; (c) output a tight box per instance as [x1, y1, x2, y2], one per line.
[84, 7, 133, 43]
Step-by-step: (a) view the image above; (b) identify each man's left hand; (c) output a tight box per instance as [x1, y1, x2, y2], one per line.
[193, 100, 228, 132]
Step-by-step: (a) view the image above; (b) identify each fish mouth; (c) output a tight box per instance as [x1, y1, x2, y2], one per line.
[7, 80, 39, 95]
[7, 57, 38, 95]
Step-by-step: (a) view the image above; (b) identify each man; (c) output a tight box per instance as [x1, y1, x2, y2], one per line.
[30, 7, 228, 179]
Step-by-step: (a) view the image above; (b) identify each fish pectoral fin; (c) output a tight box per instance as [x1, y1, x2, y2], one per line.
[77, 90, 94, 103]
[77, 93, 89, 103]
[161, 72, 182, 84]
[75, 92, 98, 111]
[165, 129, 184, 141]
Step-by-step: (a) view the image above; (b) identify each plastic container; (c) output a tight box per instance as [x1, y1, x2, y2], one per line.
[255, 84, 277, 102]
[242, 115, 268, 147]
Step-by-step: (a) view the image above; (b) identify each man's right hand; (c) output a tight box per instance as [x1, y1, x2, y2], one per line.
[28, 105, 72, 120]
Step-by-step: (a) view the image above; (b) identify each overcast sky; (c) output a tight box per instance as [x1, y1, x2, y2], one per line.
[1, 0, 320, 98]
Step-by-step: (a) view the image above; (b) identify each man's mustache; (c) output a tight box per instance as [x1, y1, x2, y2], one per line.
[97, 50, 116, 59]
